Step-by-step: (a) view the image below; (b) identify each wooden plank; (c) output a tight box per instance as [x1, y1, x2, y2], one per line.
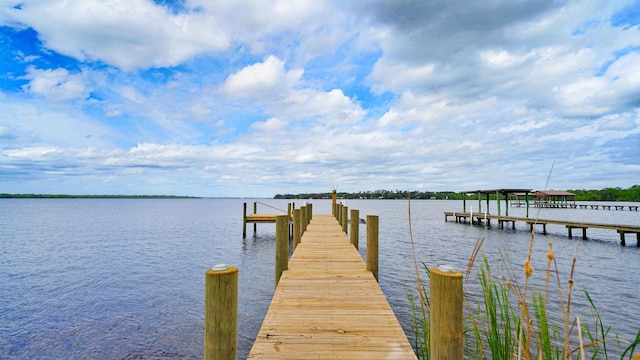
[248, 214, 417, 359]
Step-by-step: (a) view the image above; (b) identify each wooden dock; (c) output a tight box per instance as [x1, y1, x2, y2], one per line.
[444, 212, 640, 246]
[248, 214, 417, 359]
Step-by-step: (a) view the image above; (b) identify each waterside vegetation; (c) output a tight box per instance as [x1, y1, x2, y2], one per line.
[276, 185, 640, 202]
[407, 238, 640, 359]
[0, 193, 197, 199]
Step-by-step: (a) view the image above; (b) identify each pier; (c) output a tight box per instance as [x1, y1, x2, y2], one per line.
[243, 201, 308, 237]
[444, 212, 640, 246]
[247, 213, 417, 359]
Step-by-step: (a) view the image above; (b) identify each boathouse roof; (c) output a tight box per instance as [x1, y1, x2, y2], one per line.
[534, 190, 575, 197]
[459, 188, 533, 195]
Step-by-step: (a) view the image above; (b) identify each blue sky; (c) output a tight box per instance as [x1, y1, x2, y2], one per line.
[1, 0, 639, 197]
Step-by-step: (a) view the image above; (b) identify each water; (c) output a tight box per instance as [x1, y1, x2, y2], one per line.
[1, 198, 638, 359]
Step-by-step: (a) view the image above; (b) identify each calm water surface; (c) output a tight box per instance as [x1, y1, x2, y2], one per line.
[1, 198, 638, 359]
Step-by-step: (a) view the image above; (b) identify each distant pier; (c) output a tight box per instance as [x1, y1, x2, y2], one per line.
[444, 212, 640, 247]
[451, 188, 640, 246]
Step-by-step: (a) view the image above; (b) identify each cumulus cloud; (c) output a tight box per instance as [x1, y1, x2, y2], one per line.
[20, 66, 89, 101]
[5, 0, 229, 70]
[222, 55, 303, 99]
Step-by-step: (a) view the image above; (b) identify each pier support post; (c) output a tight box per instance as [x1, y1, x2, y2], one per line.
[366, 215, 379, 282]
[350, 209, 359, 250]
[308, 203, 313, 222]
[293, 209, 301, 249]
[342, 206, 348, 233]
[242, 203, 247, 238]
[301, 206, 307, 235]
[275, 215, 289, 288]
[204, 264, 238, 360]
[253, 202, 257, 232]
[430, 265, 463, 360]
[332, 190, 337, 216]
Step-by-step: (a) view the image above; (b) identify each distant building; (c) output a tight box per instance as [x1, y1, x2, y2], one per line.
[533, 190, 576, 208]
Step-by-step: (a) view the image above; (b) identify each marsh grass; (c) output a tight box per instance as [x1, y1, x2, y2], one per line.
[406, 199, 640, 359]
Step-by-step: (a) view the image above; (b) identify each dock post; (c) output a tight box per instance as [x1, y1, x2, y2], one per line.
[288, 203, 292, 237]
[243, 203, 247, 238]
[619, 231, 626, 246]
[308, 203, 313, 223]
[496, 190, 501, 216]
[275, 215, 289, 288]
[342, 206, 348, 233]
[253, 202, 257, 232]
[430, 265, 463, 360]
[204, 264, 238, 360]
[337, 204, 342, 223]
[366, 215, 379, 282]
[293, 208, 301, 249]
[301, 206, 307, 234]
[332, 189, 337, 216]
[350, 209, 359, 250]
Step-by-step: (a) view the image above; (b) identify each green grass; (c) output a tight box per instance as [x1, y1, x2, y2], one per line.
[406, 247, 640, 360]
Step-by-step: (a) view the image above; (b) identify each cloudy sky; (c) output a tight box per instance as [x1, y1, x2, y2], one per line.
[1, 0, 639, 197]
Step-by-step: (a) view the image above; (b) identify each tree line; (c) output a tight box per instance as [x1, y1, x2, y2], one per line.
[275, 185, 640, 202]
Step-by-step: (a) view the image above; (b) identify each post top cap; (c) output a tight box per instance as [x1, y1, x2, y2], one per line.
[438, 264, 456, 273]
[212, 264, 229, 271]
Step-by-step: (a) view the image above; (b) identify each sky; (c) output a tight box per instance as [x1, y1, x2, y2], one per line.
[1, 0, 639, 197]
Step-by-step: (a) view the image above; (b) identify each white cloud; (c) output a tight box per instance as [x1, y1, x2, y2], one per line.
[251, 117, 288, 131]
[222, 55, 303, 99]
[6, 0, 229, 71]
[21, 66, 89, 101]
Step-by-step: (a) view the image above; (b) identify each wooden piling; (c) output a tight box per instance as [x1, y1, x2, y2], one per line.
[332, 190, 337, 216]
[350, 209, 359, 250]
[204, 265, 238, 360]
[275, 215, 289, 288]
[301, 206, 307, 235]
[242, 202, 247, 238]
[342, 206, 348, 233]
[253, 202, 257, 232]
[430, 265, 463, 360]
[293, 208, 301, 249]
[366, 215, 379, 282]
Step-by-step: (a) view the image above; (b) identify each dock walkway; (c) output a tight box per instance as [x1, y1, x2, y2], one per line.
[444, 212, 640, 246]
[248, 214, 416, 359]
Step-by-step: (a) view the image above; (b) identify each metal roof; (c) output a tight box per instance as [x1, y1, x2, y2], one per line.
[534, 190, 575, 197]
[460, 188, 533, 194]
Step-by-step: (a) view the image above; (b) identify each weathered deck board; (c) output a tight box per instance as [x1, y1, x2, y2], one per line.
[248, 214, 417, 359]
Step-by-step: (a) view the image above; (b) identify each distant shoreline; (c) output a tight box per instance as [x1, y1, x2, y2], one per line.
[0, 194, 200, 199]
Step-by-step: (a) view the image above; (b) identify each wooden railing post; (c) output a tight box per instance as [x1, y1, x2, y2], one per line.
[342, 206, 348, 233]
[366, 215, 379, 281]
[350, 209, 359, 250]
[430, 265, 463, 359]
[242, 202, 247, 238]
[204, 264, 238, 360]
[293, 208, 301, 249]
[275, 215, 289, 288]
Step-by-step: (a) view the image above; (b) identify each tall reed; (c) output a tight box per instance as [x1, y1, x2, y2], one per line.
[405, 201, 640, 359]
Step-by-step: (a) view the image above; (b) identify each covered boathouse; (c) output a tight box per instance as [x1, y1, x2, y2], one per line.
[460, 188, 533, 217]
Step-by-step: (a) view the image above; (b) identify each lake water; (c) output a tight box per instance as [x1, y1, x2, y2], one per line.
[1, 198, 638, 359]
